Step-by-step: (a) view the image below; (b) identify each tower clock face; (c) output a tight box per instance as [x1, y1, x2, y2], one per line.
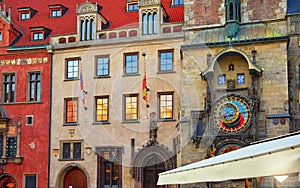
[212, 94, 251, 133]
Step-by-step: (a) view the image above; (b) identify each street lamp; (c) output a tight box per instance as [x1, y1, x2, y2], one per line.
[0, 160, 6, 174]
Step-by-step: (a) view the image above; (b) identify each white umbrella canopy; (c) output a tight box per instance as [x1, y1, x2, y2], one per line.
[158, 132, 300, 185]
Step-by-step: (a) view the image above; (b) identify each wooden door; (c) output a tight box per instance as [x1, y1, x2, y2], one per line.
[64, 168, 87, 188]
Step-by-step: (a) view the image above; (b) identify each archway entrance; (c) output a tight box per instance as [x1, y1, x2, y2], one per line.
[143, 157, 166, 188]
[0, 176, 17, 188]
[63, 168, 87, 188]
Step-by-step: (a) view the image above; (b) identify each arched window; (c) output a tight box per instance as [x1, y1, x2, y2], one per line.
[148, 13, 153, 34]
[80, 20, 85, 41]
[80, 18, 95, 41]
[226, 0, 240, 22]
[85, 20, 90, 40]
[142, 12, 158, 35]
[142, 13, 147, 35]
[153, 13, 157, 34]
[90, 19, 95, 40]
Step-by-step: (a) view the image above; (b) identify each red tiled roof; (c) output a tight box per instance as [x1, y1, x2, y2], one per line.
[1, 0, 184, 47]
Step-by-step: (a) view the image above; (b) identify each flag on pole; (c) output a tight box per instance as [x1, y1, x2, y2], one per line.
[79, 63, 87, 109]
[142, 53, 149, 108]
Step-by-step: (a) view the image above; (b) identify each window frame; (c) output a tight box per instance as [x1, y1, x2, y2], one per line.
[60, 140, 83, 160]
[158, 50, 174, 72]
[237, 73, 245, 85]
[26, 115, 34, 126]
[64, 98, 78, 125]
[24, 174, 37, 188]
[124, 53, 139, 76]
[95, 96, 109, 124]
[20, 12, 30, 20]
[127, 3, 138, 12]
[28, 71, 42, 102]
[51, 9, 62, 17]
[172, 0, 184, 6]
[2, 72, 16, 103]
[32, 32, 44, 41]
[123, 94, 139, 122]
[158, 92, 174, 120]
[65, 58, 80, 80]
[95, 55, 110, 78]
[218, 74, 226, 85]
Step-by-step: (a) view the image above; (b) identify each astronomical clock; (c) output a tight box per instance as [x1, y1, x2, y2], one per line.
[212, 94, 251, 134]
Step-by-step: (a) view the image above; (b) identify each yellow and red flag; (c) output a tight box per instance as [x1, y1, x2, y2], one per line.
[142, 53, 149, 108]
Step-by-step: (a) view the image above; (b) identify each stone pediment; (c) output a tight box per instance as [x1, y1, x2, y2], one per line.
[77, 1, 99, 14]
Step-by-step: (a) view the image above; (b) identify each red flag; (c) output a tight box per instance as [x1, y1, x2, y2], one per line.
[142, 53, 149, 108]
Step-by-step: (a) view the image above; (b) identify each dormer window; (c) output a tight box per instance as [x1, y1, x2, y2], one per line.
[49, 4, 67, 18]
[51, 10, 61, 17]
[30, 27, 51, 41]
[33, 32, 43, 40]
[142, 12, 158, 35]
[18, 7, 37, 20]
[0, 32, 2, 41]
[172, 0, 184, 6]
[21, 12, 30, 20]
[127, 2, 138, 12]
[77, 1, 108, 41]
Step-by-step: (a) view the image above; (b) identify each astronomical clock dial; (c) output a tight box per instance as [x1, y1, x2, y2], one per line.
[212, 95, 251, 134]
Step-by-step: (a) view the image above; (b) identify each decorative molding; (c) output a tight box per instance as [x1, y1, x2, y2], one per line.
[0, 57, 48, 66]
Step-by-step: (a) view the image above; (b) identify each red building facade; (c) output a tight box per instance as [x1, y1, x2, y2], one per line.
[0, 2, 52, 188]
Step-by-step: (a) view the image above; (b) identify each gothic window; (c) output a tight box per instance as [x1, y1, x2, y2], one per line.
[225, 0, 241, 22]
[80, 18, 95, 41]
[290, 15, 300, 33]
[142, 12, 157, 35]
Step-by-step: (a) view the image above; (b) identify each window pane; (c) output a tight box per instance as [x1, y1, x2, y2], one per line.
[73, 142, 81, 159]
[6, 137, 17, 157]
[159, 94, 173, 119]
[66, 99, 78, 123]
[63, 143, 70, 159]
[3, 73, 16, 103]
[29, 72, 41, 102]
[218, 75, 226, 85]
[97, 57, 109, 76]
[25, 175, 37, 188]
[67, 60, 79, 79]
[96, 97, 109, 122]
[159, 51, 173, 71]
[237, 74, 245, 84]
[125, 96, 138, 120]
[125, 54, 138, 74]
[142, 14, 147, 35]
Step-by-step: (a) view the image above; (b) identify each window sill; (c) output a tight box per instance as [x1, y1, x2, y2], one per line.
[58, 158, 84, 161]
[94, 75, 111, 79]
[93, 121, 110, 125]
[63, 123, 79, 126]
[123, 73, 140, 77]
[122, 120, 140, 124]
[64, 78, 79, 82]
[157, 118, 177, 122]
[157, 71, 176, 74]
